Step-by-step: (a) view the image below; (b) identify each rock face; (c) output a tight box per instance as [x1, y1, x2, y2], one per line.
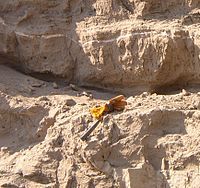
[0, 65, 200, 187]
[0, 1, 200, 188]
[0, 0, 200, 92]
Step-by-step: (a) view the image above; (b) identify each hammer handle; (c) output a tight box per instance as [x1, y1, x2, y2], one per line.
[80, 119, 101, 141]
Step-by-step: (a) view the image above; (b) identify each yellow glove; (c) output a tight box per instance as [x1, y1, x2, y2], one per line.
[90, 95, 127, 120]
[90, 104, 109, 119]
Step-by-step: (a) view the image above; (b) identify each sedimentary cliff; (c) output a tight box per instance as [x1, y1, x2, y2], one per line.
[0, 1, 200, 187]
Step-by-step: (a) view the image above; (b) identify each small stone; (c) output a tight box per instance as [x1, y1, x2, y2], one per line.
[181, 89, 190, 96]
[89, 94, 93, 99]
[45, 101, 52, 106]
[81, 91, 93, 98]
[16, 98, 23, 103]
[1, 147, 9, 152]
[64, 99, 76, 106]
[53, 82, 58, 89]
[82, 91, 89, 96]
[141, 92, 150, 98]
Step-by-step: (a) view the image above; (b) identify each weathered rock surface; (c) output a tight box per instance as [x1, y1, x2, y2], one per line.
[0, 65, 200, 187]
[0, 1, 200, 188]
[0, 0, 200, 92]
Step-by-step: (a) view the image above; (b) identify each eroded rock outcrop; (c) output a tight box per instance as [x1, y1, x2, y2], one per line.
[0, 65, 199, 187]
[0, 65, 200, 188]
[0, 1, 200, 187]
[0, 0, 200, 93]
